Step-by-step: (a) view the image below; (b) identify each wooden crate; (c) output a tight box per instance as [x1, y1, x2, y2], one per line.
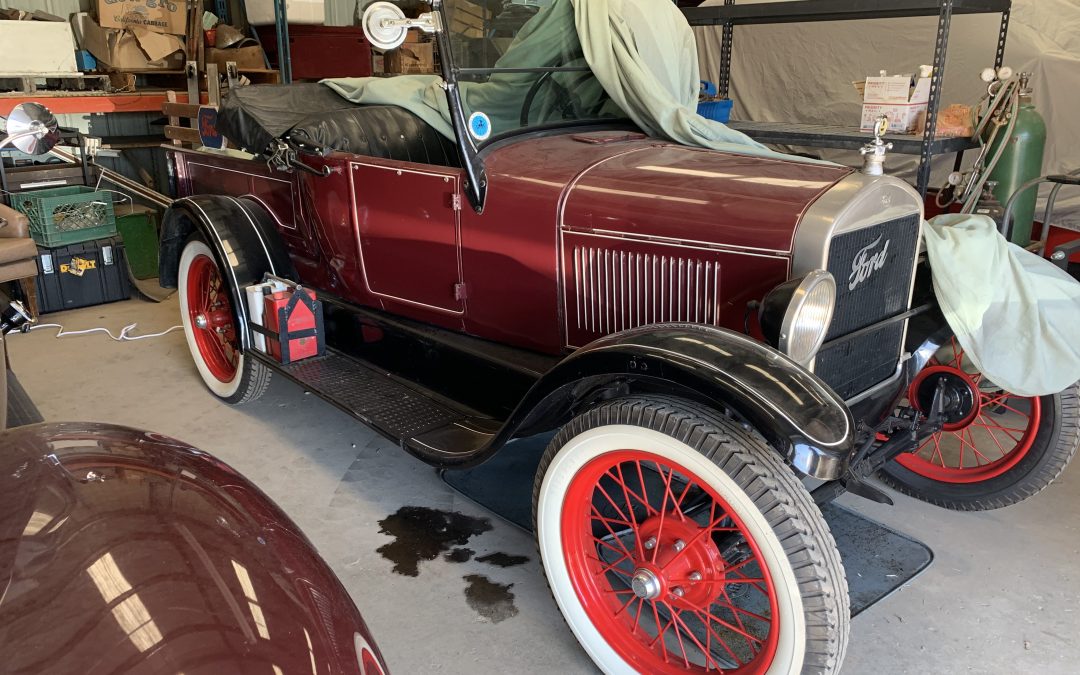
[448, 0, 487, 38]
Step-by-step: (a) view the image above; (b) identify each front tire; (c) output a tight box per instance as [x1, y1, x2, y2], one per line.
[533, 397, 849, 674]
[178, 238, 270, 404]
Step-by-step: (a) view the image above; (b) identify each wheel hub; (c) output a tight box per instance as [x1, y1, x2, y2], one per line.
[630, 568, 662, 600]
[632, 516, 726, 607]
[909, 365, 980, 431]
[194, 313, 209, 329]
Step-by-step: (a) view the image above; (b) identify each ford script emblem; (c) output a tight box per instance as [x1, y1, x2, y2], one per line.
[849, 235, 891, 291]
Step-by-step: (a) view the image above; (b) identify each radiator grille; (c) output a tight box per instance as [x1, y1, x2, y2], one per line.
[572, 246, 722, 335]
[816, 213, 921, 399]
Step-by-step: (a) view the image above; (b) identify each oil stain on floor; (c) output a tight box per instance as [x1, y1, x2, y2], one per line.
[477, 552, 529, 568]
[376, 506, 533, 623]
[444, 547, 475, 563]
[376, 506, 492, 576]
[463, 574, 519, 623]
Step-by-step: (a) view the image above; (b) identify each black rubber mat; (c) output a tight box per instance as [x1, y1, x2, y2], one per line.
[442, 434, 933, 617]
[6, 370, 44, 428]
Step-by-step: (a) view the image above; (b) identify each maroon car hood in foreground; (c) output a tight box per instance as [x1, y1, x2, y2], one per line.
[0, 423, 385, 675]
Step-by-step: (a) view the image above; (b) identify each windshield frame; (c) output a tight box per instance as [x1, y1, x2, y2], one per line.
[432, 0, 634, 212]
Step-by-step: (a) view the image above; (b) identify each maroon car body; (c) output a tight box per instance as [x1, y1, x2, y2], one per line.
[175, 133, 851, 354]
[0, 422, 387, 675]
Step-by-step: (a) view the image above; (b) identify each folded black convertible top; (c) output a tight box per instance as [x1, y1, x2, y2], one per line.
[216, 83, 363, 155]
[215, 82, 459, 166]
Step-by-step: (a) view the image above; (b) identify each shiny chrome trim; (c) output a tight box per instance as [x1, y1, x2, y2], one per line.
[570, 244, 723, 335]
[794, 173, 924, 393]
[563, 230, 790, 261]
[791, 444, 844, 481]
[793, 173, 923, 277]
[578, 226, 791, 256]
[778, 270, 837, 368]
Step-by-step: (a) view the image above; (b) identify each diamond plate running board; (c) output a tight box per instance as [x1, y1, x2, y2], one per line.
[272, 349, 496, 464]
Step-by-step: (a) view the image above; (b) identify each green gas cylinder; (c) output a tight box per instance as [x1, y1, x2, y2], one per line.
[987, 73, 1047, 245]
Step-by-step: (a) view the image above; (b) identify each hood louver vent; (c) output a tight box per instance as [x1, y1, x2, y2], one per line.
[571, 245, 722, 335]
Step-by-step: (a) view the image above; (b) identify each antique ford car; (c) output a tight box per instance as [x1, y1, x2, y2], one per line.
[157, 1, 1078, 672]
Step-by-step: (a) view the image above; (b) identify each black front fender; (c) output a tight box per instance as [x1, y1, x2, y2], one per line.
[500, 324, 855, 480]
[159, 195, 295, 351]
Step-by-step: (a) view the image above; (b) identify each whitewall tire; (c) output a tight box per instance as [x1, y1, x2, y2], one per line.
[178, 238, 270, 404]
[532, 397, 849, 674]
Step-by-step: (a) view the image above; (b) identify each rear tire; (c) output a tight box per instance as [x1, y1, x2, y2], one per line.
[533, 396, 849, 674]
[880, 382, 1079, 511]
[879, 338, 1079, 511]
[178, 238, 271, 404]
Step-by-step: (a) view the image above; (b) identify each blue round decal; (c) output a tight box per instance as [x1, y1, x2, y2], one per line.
[469, 112, 492, 141]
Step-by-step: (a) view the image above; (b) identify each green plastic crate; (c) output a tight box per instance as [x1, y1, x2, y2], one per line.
[14, 186, 118, 248]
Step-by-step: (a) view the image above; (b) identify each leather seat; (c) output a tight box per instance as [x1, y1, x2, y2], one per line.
[288, 105, 460, 168]
[0, 204, 38, 284]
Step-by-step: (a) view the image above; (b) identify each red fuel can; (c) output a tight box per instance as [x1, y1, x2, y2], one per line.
[263, 287, 323, 363]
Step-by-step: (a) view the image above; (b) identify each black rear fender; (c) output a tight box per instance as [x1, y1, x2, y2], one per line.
[159, 195, 295, 351]
[499, 324, 855, 480]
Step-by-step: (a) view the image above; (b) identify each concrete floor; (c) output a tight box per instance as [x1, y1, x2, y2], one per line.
[9, 296, 1080, 675]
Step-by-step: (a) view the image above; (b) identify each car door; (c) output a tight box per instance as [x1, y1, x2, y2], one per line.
[350, 160, 464, 314]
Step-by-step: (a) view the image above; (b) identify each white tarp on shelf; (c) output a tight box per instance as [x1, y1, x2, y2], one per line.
[694, 0, 1080, 228]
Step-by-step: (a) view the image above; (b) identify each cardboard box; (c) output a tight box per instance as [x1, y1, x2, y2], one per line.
[96, 0, 188, 36]
[857, 73, 931, 134]
[205, 46, 266, 71]
[73, 13, 185, 70]
[384, 42, 435, 74]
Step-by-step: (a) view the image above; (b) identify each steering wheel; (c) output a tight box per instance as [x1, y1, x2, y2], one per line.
[520, 72, 578, 127]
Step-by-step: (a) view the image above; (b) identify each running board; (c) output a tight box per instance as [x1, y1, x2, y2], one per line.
[259, 349, 499, 466]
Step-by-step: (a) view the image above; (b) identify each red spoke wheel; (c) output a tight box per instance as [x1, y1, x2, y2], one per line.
[179, 239, 271, 404]
[881, 338, 1080, 510]
[534, 397, 849, 674]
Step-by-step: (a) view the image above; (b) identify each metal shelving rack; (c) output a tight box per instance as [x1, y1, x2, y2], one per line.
[681, 0, 1013, 195]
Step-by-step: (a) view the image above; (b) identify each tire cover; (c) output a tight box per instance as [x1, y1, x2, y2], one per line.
[924, 213, 1080, 396]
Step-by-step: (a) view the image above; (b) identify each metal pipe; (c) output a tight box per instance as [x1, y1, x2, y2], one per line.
[1001, 176, 1046, 240]
[49, 146, 174, 209]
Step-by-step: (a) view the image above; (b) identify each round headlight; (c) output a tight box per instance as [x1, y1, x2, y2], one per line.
[760, 270, 837, 366]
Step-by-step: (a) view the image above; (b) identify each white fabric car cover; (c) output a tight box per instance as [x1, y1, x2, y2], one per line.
[924, 213, 1080, 397]
[569, 0, 770, 155]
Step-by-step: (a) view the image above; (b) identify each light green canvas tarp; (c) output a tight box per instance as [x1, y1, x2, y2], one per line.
[325, 0, 808, 162]
[924, 214, 1080, 396]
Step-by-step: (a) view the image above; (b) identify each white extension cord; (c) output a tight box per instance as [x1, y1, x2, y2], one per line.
[28, 322, 184, 342]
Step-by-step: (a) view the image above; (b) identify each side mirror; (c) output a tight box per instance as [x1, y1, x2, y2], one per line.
[2, 102, 60, 155]
[362, 1, 442, 52]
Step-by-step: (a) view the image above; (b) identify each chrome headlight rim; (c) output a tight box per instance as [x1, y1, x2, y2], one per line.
[777, 270, 837, 367]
